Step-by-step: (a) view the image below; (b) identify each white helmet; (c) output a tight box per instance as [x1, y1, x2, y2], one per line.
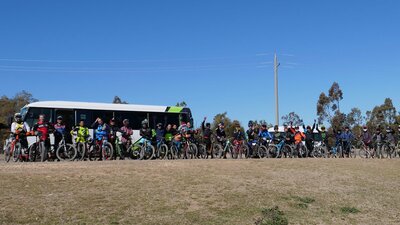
[14, 113, 22, 120]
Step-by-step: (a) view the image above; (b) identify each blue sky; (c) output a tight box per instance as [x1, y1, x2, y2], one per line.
[0, 0, 399, 127]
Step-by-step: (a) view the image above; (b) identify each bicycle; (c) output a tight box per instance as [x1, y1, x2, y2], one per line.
[213, 138, 234, 159]
[88, 137, 114, 161]
[292, 142, 308, 158]
[251, 138, 269, 159]
[156, 138, 169, 160]
[55, 133, 77, 161]
[357, 140, 375, 159]
[311, 141, 327, 158]
[232, 140, 249, 159]
[4, 132, 29, 162]
[139, 138, 155, 160]
[268, 140, 293, 158]
[28, 132, 47, 162]
[337, 139, 356, 158]
[182, 138, 198, 159]
[382, 141, 396, 159]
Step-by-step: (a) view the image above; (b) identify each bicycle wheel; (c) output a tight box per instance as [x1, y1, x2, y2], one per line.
[359, 147, 369, 159]
[88, 145, 97, 161]
[241, 144, 249, 159]
[77, 143, 86, 161]
[349, 145, 357, 158]
[102, 142, 114, 160]
[187, 143, 197, 159]
[28, 143, 38, 162]
[197, 144, 207, 159]
[267, 145, 279, 158]
[283, 145, 293, 158]
[56, 144, 77, 161]
[140, 144, 155, 160]
[170, 145, 180, 159]
[4, 143, 11, 163]
[158, 144, 169, 160]
[212, 144, 224, 159]
[13, 143, 22, 162]
[257, 146, 268, 159]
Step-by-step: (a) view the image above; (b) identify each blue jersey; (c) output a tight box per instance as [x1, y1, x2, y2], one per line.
[259, 130, 272, 140]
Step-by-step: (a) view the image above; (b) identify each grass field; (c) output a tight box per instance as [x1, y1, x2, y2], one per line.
[0, 158, 399, 225]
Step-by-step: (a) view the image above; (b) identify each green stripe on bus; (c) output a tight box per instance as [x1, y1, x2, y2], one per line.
[167, 106, 183, 113]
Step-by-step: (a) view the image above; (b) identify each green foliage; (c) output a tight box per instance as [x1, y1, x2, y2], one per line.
[317, 82, 344, 124]
[0, 91, 37, 147]
[340, 206, 360, 214]
[281, 112, 304, 126]
[346, 108, 363, 128]
[367, 98, 397, 129]
[211, 112, 244, 138]
[256, 206, 288, 225]
[176, 101, 187, 107]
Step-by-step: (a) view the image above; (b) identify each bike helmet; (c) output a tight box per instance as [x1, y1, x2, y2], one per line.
[142, 119, 148, 125]
[157, 123, 163, 127]
[57, 116, 63, 120]
[321, 125, 326, 130]
[14, 113, 22, 119]
[248, 120, 254, 127]
[219, 122, 224, 126]
[306, 126, 311, 130]
[386, 126, 392, 133]
[283, 123, 288, 127]
[261, 124, 267, 128]
[123, 119, 129, 124]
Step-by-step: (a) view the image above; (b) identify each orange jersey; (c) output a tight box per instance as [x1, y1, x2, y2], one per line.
[294, 132, 305, 144]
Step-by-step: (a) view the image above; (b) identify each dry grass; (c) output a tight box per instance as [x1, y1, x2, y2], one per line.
[0, 158, 399, 225]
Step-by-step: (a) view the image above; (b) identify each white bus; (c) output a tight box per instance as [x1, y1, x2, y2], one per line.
[20, 101, 193, 144]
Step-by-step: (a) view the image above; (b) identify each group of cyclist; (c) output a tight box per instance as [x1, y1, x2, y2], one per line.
[6, 112, 400, 161]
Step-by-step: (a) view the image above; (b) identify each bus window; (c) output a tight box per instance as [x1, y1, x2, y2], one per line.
[114, 111, 148, 130]
[76, 110, 93, 127]
[55, 110, 74, 130]
[92, 110, 114, 125]
[25, 107, 53, 127]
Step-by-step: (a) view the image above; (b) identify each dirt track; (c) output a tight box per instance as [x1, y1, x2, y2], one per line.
[1, 158, 399, 225]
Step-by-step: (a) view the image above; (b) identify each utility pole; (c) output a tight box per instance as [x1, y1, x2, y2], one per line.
[274, 52, 280, 126]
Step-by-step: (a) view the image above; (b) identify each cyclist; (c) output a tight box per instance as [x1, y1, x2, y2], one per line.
[303, 121, 316, 157]
[246, 121, 257, 156]
[118, 119, 133, 160]
[341, 126, 354, 157]
[385, 126, 396, 149]
[108, 118, 120, 154]
[316, 124, 329, 149]
[361, 126, 373, 151]
[232, 123, 246, 158]
[10, 113, 30, 150]
[71, 119, 89, 144]
[91, 117, 110, 141]
[139, 119, 152, 145]
[155, 123, 166, 149]
[215, 122, 226, 146]
[164, 124, 174, 146]
[32, 114, 53, 157]
[258, 124, 272, 146]
[272, 125, 285, 144]
[293, 126, 306, 156]
[284, 123, 295, 146]
[372, 128, 384, 159]
[201, 117, 212, 157]
[53, 116, 67, 151]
